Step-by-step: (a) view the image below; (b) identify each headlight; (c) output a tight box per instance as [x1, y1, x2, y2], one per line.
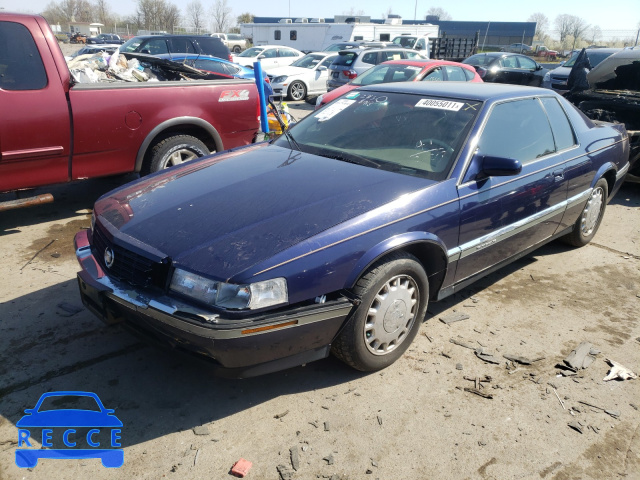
[272, 75, 288, 84]
[543, 72, 550, 82]
[170, 269, 288, 310]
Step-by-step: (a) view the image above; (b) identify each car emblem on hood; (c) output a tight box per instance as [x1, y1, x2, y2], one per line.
[104, 248, 115, 268]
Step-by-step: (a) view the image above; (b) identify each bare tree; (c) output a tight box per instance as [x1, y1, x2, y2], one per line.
[426, 7, 452, 21]
[94, 0, 111, 25]
[211, 0, 232, 33]
[184, 0, 206, 30]
[528, 12, 548, 39]
[135, 0, 179, 32]
[588, 25, 602, 45]
[568, 16, 589, 49]
[554, 14, 572, 47]
[342, 7, 365, 16]
[236, 12, 254, 24]
[382, 7, 393, 20]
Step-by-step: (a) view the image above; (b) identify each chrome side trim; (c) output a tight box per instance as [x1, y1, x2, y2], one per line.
[447, 189, 591, 262]
[616, 163, 630, 181]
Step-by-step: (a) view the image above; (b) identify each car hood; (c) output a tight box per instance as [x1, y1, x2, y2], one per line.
[95, 144, 434, 280]
[549, 65, 571, 77]
[585, 49, 640, 92]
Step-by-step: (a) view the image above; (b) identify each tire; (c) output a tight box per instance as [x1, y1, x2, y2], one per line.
[142, 135, 209, 175]
[332, 251, 429, 372]
[563, 178, 608, 247]
[233, 45, 242, 53]
[287, 81, 307, 101]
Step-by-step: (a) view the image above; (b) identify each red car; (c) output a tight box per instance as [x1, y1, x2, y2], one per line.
[316, 59, 482, 110]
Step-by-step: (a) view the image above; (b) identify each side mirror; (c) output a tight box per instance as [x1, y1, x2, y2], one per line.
[317, 66, 327, 71]
[257, 55, 265, 59]
[415, 45, 423, 50]
[482, 155, 522, 177]
[535, 64, 543, 71]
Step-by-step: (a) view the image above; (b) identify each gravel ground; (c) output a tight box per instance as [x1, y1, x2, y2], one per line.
[0, 47, 638, 479]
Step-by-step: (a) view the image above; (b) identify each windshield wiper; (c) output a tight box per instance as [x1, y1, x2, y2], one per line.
[322, 152, 380, 169]
[268, 99, 301, 152]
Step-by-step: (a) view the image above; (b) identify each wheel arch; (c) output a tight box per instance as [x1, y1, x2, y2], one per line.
[344, 232, 449, 301]
[593, 162, 616, 200]
[135, 117, 224, 173]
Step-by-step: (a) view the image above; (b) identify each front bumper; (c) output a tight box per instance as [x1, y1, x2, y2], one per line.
[74, 229, 353, 378]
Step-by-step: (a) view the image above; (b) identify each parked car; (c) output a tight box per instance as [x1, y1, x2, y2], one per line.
[233, 45, 304, 70]
[75, 82, 629, 378]
[542, 48, 621, 94]
[70, 33, 87, 44]
[67, 43, 121, 59]
[86, 36, 105, 44]
[269, 52, 337, 100]
[535, 46, 559, 59]
[565, 48, 640, 177]
[98, 33, 124, 44]
[121, 35, 232, 61]
[211, 33, 246, 53]
[462, 52, 547, 86]
[154, 53, 273, 97]
[322, 42, 362, 52]
[327, 47, 425, 90]
[316, 59, 482, 109]
[501, 43, 532, 54]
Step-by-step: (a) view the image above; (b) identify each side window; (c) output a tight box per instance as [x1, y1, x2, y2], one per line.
[405, 51, 422, 59]
[379, 33, 390, 41]
[319, 56, 336, 67]
[290, 30, 297, 41]
[0, 21, 47, 91]
[144, 39, 169, 54]
[422, 67, 443, 81]
[540, 97, 577, 151]
[463, 68, 476, 81]
[274, 30, 281, 40]
[478, 98, 556, 164]
[383, 51, 402, 61]
[416, 38, 427, 50]
[194, 60, 224, 74]
[361, 52, 377, 65]
[517, 55, 537, 70]
[353, 36, 363, 41]
[262, 49, 277, 58]
[444, 66, 466, 81]
[500, 56, 517, 68]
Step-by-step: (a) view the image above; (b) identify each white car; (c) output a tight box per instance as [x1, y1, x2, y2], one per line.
[234, 45, 304, 71]
[268, 52, 338, 100]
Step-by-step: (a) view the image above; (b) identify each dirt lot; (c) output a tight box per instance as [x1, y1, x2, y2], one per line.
[1, 44, 639, 480]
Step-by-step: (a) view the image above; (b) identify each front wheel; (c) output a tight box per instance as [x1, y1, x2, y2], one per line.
[142, 135, 210, 175]
[563, 178, 608, 247]
[288, 81, 307, 101]
[332, 251, 429, 372]
[233, 45, 241, 53]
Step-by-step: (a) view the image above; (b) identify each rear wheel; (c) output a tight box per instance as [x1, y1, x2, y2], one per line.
[332, 252, 428, 372]
[142, 135, 209, 175]
[563, 178, 608, 247]
[288, 81, 307, 101]
[233, 45, 242, 53]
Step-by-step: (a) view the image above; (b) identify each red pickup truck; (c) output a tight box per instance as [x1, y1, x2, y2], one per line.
[0, 13, 260, 208]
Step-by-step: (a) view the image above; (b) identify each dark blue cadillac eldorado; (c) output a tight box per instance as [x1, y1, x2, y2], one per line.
[75, 83, 630, 377]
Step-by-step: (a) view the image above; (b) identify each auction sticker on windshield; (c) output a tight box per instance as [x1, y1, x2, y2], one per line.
[316, 99, 356, 121]
[415, 99, 464, 111]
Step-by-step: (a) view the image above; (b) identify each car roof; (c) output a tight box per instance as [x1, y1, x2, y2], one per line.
[338, 47, 411, 55]
[380, 59, 476, 68]
[154, 53, 235, 65]
[472, 52, 521, 58]
[357, 82, 554, 102]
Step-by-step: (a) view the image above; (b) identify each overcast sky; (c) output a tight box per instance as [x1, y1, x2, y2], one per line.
[4, 0, 640, 31]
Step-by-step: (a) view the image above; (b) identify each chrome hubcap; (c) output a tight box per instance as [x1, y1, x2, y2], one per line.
[581, 187, 604, 236]
[291, 83, 304, 99]
[166, 149, 199, 168]
[364, 274, 419, 355]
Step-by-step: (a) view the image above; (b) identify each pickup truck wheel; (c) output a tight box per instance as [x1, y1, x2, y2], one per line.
[144, 135, 209, 174]
[562, 178, 608, 247]
[288, 81, 307, 101]
[233, 45, 242, 53]
[332, 251, 428, 372]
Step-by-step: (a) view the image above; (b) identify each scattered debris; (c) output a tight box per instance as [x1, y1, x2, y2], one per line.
[309, 421, 319, 428]
[553, 388, 565, 410]
[231, 458, 252, 477]
[289, 446, 300, 471]
[274, 410, 290, 419]
[170, 464, 179, 472]
[568, 421, 583, 434]
[277, 463, 294, 480]
[439, 312, 470, 325]
[193, 449, 200, 466]
[475, 347, 500, 364]
[56, 302, 83, 317]
[21, 239, 55, 271]
[578, 401, 621, 418]
[366, 468, 373, 474]
[464, 387, 493, 399]
[463, 375, 492, 389]
[456, 363, 463, 371]
[377, 415, 383, 426]
[424, 333, 433, 343]
[503, 354, 545, 365]
[603, 359, 637, 381]
[449, 338, 476, 350]
[441, 352, 452, 359]
[371, 459, 378, 467]
[563, 342, 597, 370]
[192, 425, 210, 436]
[323, 453, 335, 465]
[324, 421, 330, 432]
[630, 404, 638, 411]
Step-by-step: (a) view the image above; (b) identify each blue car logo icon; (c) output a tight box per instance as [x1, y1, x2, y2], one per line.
[15, 391, 123, 468]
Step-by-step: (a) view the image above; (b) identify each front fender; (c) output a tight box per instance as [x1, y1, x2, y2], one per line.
[344, 232, 448, 288]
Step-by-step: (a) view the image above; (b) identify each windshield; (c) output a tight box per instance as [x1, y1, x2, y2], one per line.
[237, 47, 264, 57]
[274, 91, 480, 181]
[121, 38, 143, 52]
[291, 54, 326, 69]
[392, 37, 416, 48]
[352, 64, 423, 86]
[564, 50, 618, 68]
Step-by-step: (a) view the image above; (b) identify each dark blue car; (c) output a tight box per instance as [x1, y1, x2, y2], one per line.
[75, 83, 629, 378]
[154, 53, 273, 97]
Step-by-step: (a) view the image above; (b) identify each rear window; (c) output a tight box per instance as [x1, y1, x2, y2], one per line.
[463, 54, 495, 67]
[195, 37, 228, 57]
[333, 52, 358, 66]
